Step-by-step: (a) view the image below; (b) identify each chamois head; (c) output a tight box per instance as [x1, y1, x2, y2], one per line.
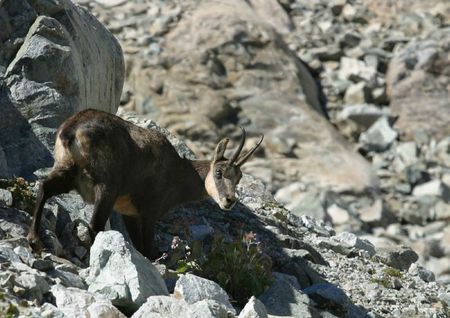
[205, 128, 264, 210]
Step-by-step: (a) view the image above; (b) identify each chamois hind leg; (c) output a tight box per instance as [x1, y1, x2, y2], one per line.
[123, 215, 144, 254]
[28, 165, 76, 244]
[90, 183, 117, 235]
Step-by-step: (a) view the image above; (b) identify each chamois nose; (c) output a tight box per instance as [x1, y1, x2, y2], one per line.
[223, 196, 235, 210]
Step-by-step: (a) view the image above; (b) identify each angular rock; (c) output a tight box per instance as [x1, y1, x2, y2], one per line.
[344, 82, 367, 104]
[258, 273, 320, 317]
[386, 28, 450, 141]
[51, 284, 126, 318]
[374, 246, 419, 271]
[332, 232, 376, 256]
[0, 189, 13, 207]
[86, 231, 169, 312]
[412, 180, 450, 201]
[174, 273, 235, 314]
[131, 296, 187, 318]
[238, 296, 268, 318]
[359, 117, 398, 152]
[0, 0, 124, 178]
[338, 104, 391, 129]
[14, 272, 50, 303]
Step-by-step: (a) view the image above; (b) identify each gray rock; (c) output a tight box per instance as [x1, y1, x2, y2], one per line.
[332, 232, 376, 256]
[0, 189, 13, 207]
[339, 57, 377, 82]
[0, 0, 124, 178]
[190, 299, 230, 318]
[86, 231, 169, 311]
[15, 272, 50, 303]
[238, 296, 268, 318]
[374, 246, 419, 271]
[359, 117, 398, 152]
[338, 104, 391, 129]
[412, 180, 450, 201]
[408, 263, 435, 283]
[435, 201, 450, 220]
[258, 272, 320, 317]
[31, 258, 54, 272]
[344, 82, 367, 104]
[130, 296, 230, 318]
[51, 284, 126, 318]
[131, 296, 187, 318]
[395, 142, 418, 167]
[48, 269, 86, 289]
[275, 186, 326, 220]
[174, 273, 235, 314]
[386, 27, 450, 141]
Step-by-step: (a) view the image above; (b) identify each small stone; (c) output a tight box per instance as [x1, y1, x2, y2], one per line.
[0, 189, 13, 207]
[338, 104, 391, 129]
[374, 246, 418, 271]
[258, 274, 320, 317]
[332, 232, 376, 256]
[408, 263, 436, 282]
[31, 258, 54, 272]
[73, 246, 87, 259]
[396, 142, 418, 166]
[174, 273, 235, 314]
[344, 82, 367, 104]
[238, 296, 268, 318]
[342, 4, 356, 21]
[339, 57, 377, 82]
[436, 201, 450, 220]
[413, 180, 450, 201]
[359, 117, 398, 152]
[327, 204, 350, 225]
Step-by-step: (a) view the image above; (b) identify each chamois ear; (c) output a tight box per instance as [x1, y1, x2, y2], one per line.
[213, 138, 229, 162]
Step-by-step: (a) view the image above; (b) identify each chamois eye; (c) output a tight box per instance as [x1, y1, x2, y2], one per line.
[215, 169, 222, 178]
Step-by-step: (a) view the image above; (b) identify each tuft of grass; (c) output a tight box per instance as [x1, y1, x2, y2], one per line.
[384, 267, 402, 278]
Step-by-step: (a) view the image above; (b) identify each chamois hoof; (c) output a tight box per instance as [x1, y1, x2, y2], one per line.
[27, 231, 44, 254]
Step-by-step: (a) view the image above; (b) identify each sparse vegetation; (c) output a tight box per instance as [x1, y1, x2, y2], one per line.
[0, 178, 35, 213]
[169, 232, 273, 306]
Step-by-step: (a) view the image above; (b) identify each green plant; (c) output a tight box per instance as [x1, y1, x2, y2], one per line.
[0, 177, 35, 213]
[201, 232, 273, 306]
[384, 267, 402, 278]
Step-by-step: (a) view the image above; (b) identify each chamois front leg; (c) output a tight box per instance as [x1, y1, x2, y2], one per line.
[90, 183, 117, 235]
[123, 215, 144, 254]
[28, 166, 75, 246]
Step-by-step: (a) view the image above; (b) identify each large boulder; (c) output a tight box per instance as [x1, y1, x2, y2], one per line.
[0, 0, 124, 178]
[131, 0, 378, 193]
[85, 231, 169, 313]
[386, 28, 450, 141]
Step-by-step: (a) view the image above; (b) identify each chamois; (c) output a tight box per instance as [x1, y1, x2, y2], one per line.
[28, 109, 263, 259]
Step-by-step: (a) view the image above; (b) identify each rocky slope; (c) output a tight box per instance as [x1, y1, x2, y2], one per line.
[0, 120, 449, 316]
[76, 0, 450, 287]
[0, 0, 449, 317]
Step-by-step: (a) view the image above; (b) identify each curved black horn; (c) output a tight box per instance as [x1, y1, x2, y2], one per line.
[236, 134, 264, 166]
[229, 127, 246, 165]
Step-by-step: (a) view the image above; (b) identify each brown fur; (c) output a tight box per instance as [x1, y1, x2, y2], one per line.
[28, 109, 263, 259]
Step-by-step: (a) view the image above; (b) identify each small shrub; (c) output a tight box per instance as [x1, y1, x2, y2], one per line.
[201, 232, 273, 306]
[0, 177, 35, 212]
